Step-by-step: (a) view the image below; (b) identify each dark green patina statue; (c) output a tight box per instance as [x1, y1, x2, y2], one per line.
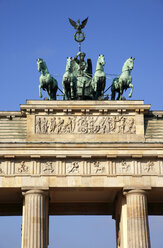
[68, 17, 88, 52]
[62, 17, 106, 100]
[62, 53, 106, 100]
[37, 58, 58, 100]
[111, 57, 135, 100]
[37, 17, 134, 101]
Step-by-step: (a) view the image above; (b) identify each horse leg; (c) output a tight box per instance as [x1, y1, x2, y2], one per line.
[62, 85, 65, 100]
[91, 78, 97, 100]
[111, 89, 116, 100]
[65, 79, 71, 100]
[111, 82, 116, 100]
[95, 81, 99, 100]
[52, 80, 58, 100]
[39, 84, 43, 98]
[48, 92, 52, 100]
[52, 89, 57, 100]
[102, 79, 106, 96]
[119, 90, 124, 100]
[62, 81, 66, 100]
[50, 87, 57, 100]
[128, 83, 133, 98]
[117, 92, 121, 100]
[119, 81, 123, 100]
[73, 81, 77, 99]
[66, 82, 71, 100]
[47, 83, 53, 100]
[70, 81, 74, 99]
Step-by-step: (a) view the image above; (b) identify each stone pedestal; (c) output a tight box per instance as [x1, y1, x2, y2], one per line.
[21, 190, 49, 248]
[125, 190, 151, 248]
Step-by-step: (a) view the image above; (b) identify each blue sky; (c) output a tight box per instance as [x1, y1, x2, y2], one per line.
[0, 0, 163, 110]
[0, 216, 163, 247]
[0, 0, 163, 247]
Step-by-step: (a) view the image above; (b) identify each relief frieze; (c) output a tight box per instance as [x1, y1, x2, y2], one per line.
[35, 115, 136, 135]
[0, 159, 162, 177]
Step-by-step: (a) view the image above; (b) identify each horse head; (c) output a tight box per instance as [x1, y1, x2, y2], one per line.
[66, 57, 73, 72]
[98, 54, 105, 66]
[122, 57, 135, 72]
[37, 58, 48, 74]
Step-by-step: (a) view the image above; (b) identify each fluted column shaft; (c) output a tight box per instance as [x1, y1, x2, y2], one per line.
[126, 190, 150, 248]
[21, 190, 49, 248]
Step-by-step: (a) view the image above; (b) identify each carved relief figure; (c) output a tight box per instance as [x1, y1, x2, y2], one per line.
[18, 161, 29, 173]
[42, 117, 49, 134]
[92, 161, 105, 174]
[124, 117, 136, 134]
[36, 117, 42, 133]
[63, 117, 76, 133]
[43, 162, 55, 173]
[121, 160, 130, 172]
[144, 161, 154, 172]
[68, 162, 80, 173]
[56, 118, 64, 134]
[77, 116, 89, 133]
[49, 117, 57, 133]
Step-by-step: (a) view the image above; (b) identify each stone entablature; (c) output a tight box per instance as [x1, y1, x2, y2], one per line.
[0, 100, 163, 248]
[0, 101, 163, 207]
[1, 100, 163, 142]
[0, 158, 163, 190]
[0, 158, 162, 177]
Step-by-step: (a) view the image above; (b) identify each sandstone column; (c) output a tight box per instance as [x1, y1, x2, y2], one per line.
[21, 190, 49, 248]
[114, 193, 127, 248]
[125, 189, 151, 248]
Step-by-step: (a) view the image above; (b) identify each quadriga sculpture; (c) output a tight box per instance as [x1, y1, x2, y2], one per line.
[111, 57, 135, 100]
[62, 53, 106, 100]
[37, 58, 58, 100]
[62, 57, 77, 100]
[92, 54, 106, 100]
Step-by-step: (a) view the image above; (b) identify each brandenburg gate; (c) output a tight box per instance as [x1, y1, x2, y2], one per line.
[0, 100, 163, 248]
[1, 17, 163, 248]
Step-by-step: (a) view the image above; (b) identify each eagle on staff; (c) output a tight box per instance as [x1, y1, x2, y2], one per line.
[68, 17, 88, 52]
[68, 17, 88, 31]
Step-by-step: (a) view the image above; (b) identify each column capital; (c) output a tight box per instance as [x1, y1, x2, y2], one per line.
[123, 189, 147, 196]
[22, 189, 49, 197]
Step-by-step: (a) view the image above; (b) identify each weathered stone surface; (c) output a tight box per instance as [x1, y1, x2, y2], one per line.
[115, 190, 151, 248]
[0, 100, 162, 203]
[0, 100, 163, 247]
[22, 190, 49, 248]
[0, 115, 26, 141]
[145, 111, 163, 141]
[22, 100, 149, 142]
[125, 190, 150, 248]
